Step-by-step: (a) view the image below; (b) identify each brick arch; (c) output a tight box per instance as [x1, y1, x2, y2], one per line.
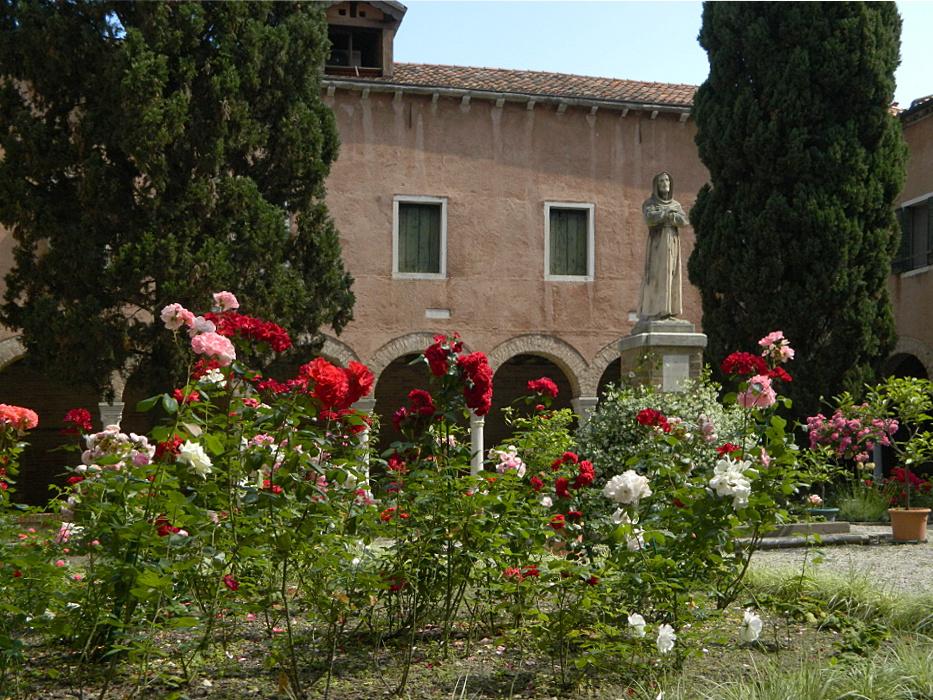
[0, 336, 26, 372]
[368, 333, 440, 384]
[884, 336, 933, 378]
[487, 335, 586, 397]
[582, 341, 622, 397]
[320, 335, 361, 368]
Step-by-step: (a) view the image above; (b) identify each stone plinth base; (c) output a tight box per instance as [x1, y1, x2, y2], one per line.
[619, 319, 707, 392]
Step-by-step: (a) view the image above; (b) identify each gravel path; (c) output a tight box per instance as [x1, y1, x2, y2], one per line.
[750, 525, 933, 597]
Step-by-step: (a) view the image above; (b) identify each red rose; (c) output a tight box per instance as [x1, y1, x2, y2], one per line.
[550, 514, 566, 531]
[61, 408, 93, 435]
[717, 443, 741, 456]
[342, 361, 374, 407]
[555, 477, 571, 500]
[303, 358, 350, 410]
[222, 574, 239, 592]
[721, 352, 767, 377]
[530, 476, 544, 492]
[457, 352, 493, 416]
[527, 377, 558, 398]
[172, 389, 200, 405]
[767, 366, 793, 383]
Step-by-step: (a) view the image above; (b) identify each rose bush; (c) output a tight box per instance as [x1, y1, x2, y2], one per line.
[0, 320, 809, 696]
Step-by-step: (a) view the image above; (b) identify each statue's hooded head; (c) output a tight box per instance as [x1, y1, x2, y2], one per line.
[652, 172, 673, 203]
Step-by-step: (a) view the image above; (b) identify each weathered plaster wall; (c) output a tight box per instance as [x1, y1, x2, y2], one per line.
[323, 88, 708, 378]
[890, 109, 933, 376]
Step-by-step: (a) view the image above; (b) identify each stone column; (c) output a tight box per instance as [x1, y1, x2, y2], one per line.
[98, 401, 124, 428]
[354, 397, 377, 490]
[619, 318, 707, 392]
[571, 396, 600, 426]
[470, 411, 485, 477]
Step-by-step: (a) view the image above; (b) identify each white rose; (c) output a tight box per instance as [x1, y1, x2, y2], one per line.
[656, 623, 676, 654]
[628, 613, 646, 638]
[602, 470, 652, 505]
[177, 440, 213, 478]
[740, 610, 763, 642]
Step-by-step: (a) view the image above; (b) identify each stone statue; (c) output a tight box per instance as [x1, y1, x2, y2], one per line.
[637, 171, 689, 320]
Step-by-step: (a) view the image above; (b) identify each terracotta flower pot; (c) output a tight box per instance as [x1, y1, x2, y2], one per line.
[888, 508, 931, 543]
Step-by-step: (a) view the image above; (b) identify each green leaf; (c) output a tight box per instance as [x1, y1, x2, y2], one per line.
[202, 433, 224, 455]
[162, 395, 179, 414]
[136, 395, 162, 412]
[169, 616, 200, 628]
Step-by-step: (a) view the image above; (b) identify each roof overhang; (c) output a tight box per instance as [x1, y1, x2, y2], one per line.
[322, 78, 693, 118]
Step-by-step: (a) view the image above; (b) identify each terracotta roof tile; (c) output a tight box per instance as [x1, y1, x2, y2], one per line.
[342, 63, 697, 108]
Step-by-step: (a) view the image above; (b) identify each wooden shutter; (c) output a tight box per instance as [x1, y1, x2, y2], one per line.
[398, 203, 440, 274]
[926, 199, 933, 266]
[549, 208, 588, 276]
[893, 206, 911, 273]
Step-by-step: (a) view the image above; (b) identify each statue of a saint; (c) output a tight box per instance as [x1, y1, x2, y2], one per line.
[637, 172, 689, 320]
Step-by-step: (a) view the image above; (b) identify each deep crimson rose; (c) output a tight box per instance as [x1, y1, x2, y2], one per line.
[387, 451, 408, 474]
[303, 358, 350, 410]
[61, 408, 93, 435]
[530, 476, 544, 492]
[767, 366, 793, 383]
[154, 435, 184, 462]
[566, 510, 583, 521]
[561, 451, 579, 465]
[424, 342, 451, 377]
[721, 352, 768, 377]
[636, 408, 663, 426]
[222, 574, 239, 592]
[717, 443, 741, 456]
[573, 460, 595, 489]
[550, 458, 563, 471]
[457, 352, 493, 416]
[172, 389, 200, 405]
[255, 377, 289, 394]
[550, 514, 566, 531]
[408, 389, 435, 417]
[205, 311, 292, 353]
[527, 377, 558, 398]
[585, 576, 599, 586]
[521, 565, 540, 578]
[555, 477, 571, 500]
[392, 407, 409, 432]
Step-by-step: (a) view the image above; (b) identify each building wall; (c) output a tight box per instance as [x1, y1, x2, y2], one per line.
[889, 108, 933, 377]
[322, 87, 708, 393]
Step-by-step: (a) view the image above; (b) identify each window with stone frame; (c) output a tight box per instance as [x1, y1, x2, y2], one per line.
[545, 202, 594, 280]
[894, 195, 933, 274]
[393, 196, 447, 278]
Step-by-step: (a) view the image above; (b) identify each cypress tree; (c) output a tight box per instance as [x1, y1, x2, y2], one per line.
[688, 1, 908, 417]
[0, 1, 354, 396]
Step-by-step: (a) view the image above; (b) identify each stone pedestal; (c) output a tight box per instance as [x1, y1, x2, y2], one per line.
[618, 319, 706, 392]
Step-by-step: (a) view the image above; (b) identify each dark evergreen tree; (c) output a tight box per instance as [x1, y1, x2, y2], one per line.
[688, 1, 908, 417]
[0, 1, 354, 396]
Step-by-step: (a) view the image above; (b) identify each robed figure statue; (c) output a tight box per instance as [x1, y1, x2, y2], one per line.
[637, 172, 689, 320]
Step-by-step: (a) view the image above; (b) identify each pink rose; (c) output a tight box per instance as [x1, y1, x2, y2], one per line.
[160, 303, 195, 331]
[191, 332, 236, 366]
[212, 291, 240, 312]
[187, 315, 217, 338]
[737, 374, 776, 409]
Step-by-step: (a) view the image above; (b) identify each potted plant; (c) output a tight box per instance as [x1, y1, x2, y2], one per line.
[803, 398, 893, 520]
[864, 377, 933, 543]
